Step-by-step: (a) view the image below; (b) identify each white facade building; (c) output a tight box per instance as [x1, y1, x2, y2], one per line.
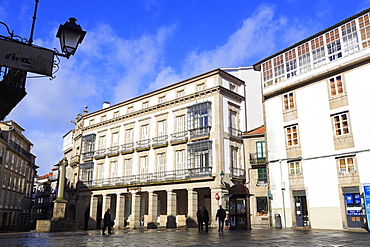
[254, 8, 370, 230]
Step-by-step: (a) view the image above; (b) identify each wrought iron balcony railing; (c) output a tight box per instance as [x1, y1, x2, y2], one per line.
[228, 127, 243, 140]
[170, 131, 188, 144]
[94, 148, 106, 159]
[230, 167, 245, 179]
[78, 167, 212, 188]
[107, 145, 119, 156]
[9, 140, 32, 160]
[121, 142, 134, 154]
[136, 139, 151, 150]
[152, 135, 168, 147]
[82, 151, 94, 160]
[189, 126, 211, 138]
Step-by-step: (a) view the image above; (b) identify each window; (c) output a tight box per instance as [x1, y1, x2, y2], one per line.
[187, 102, 211, 137]
[359, 13, 370, 48]
[127, 106, 133, 113]
[229, 110, 237, 130]
[125, 128, 133, 143]
[113, 111, 119, 118]
[285, 125, 299, 146]
[326, 29, 342, 61]
[157, 120, 166, 136]
[111, 132, 119, 147]
[139, 156, 148, 176]
[157, 153, 166, 176]
[175, 115, 186, 133]
[332, 113, 350, 136]
[81, 134, 96, 158]
[341, 21, 359, 56]
[257, 168, 267, 183]
[110, 161, 117, 178]
[176, 150, 185, 172]
[80, 162, 93, 182]
[298, 42, 311, 73]
[89, 119, 95, 125]
[283, 92, 295, 110]
[159, 96, 165, 103]
[124, 158, 132, 177]
[262, 60, 273, 87]
[230, 147, 238, 168]
[285, 49, 297, 78]
[229, 84, 236, 92]
[338, 157, 355, 174]
[311, 36, 326, 68]
[273, 54, 285, 83]
[141, 125, 149, 140]
[197, 83, 204, 91]
[256, 141, 266, 162]
[101, 115, 106, 122]
[97, 164, 103, 180]
[256, 197, 268, 215]
[188, 141, 212, 171]
[329, 75, 344, 97]
[98, 135, 106, 150]
[177, 90, 184, 98]
[142, 101, 149, 108]
[289, 161, 302, 175]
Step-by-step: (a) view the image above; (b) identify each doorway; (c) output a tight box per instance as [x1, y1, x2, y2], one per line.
[293, 191, 309, 227]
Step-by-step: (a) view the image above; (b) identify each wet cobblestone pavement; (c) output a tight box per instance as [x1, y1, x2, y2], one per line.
[1, 227, 369, 247]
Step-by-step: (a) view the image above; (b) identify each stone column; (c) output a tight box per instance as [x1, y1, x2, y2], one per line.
[210, 188, 221, 227]
[187, 189, 198, 227]
[89, 196, 98, 229]
[166, 190, 177, 228]
[52, 158, 68, 220]
[130, 191, 141, 229]
[147, 191, 158, 229]
[102, 194, 111, 223]
[115, 194, 125, 229]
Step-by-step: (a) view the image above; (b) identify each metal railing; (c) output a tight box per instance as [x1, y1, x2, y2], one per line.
[189, 126, 211, 138]
[136, 139, 150, 149]
[94, 148, 106, 158]
[249, 153, 266, 164]
[152, 135, 168, 146]
[230, 167, 245, 178]
[170, 131, 188, 142]
[107, 145, 119, 156]
[9, 140, 32, 160]
[82, 151, 94, 160]
[228, 127, 243, 139]
[78, 167, 212, 188]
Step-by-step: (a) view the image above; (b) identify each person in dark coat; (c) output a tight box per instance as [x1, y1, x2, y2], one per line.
[202, 206, 209, 232]
[216, 205, 227, 232]
[196, 207, 203, 232]
[102, 208, 112, 235]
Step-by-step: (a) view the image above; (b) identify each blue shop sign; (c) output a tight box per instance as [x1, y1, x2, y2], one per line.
[363, 183, 370, 226]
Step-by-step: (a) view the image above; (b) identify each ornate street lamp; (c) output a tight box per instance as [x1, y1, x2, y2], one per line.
[220, 171, 225, 183]
[56, 18, 86, 59]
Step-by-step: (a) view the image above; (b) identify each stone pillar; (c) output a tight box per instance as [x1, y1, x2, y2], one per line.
[210, 188, 221, 227]
[187, 189, 198, 227]
[166, 190, 177, 228]
[130, 192, 141, 229]
[89, 196, 98, 229]
[52, 158, 68, 220]
[147, 191, 158, 229]
[115, 194, 125, 229]
[102, 194, 111, 225]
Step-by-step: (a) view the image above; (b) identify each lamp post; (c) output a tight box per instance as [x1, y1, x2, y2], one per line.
[0, 3, 86, 120]
[220, 171, 225, 185]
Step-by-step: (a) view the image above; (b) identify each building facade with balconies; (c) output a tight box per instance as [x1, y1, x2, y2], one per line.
[63, 68, 262, 230]
[254, 8, 370, 230]
[0, 121, 37, 231]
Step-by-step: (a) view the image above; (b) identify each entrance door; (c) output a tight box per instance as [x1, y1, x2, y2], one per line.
[294, 196, 309, 227]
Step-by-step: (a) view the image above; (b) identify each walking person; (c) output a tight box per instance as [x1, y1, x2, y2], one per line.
[196, 207, 203, 232]
[202, 206, 209, 232]
[102, 208, 112, 235]
[216, 205, 226, 232]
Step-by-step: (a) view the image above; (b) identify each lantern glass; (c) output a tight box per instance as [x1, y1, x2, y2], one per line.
[56, 18, 86, 58]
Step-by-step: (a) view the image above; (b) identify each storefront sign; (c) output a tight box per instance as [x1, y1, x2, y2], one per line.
[0, 39, 54, 76]
[363, 183, 370, 226]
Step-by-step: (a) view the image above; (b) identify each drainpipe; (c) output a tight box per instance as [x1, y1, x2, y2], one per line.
[279, 160, 287, 228]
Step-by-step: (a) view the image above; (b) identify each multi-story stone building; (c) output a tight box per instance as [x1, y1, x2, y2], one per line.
[64, 68, 263, 230]
[0, 121, 37, 231]
[243, 126, 269, 228]
[253, 8, 370, 230]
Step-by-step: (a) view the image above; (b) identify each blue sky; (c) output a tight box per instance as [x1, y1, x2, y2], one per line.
[1, 0, 369, 176]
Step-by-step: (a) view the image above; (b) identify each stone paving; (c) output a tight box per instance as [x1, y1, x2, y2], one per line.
[1, 227, 369, 247]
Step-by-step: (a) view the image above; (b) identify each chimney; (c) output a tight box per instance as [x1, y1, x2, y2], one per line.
[102, 101, 110, 109]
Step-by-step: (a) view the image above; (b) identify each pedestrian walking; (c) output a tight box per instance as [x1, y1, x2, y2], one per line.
[202, 206, 209, 232]
[196, 207, 203, 232]
[102, 208, 112, 235]
[216, 205, 226, 232]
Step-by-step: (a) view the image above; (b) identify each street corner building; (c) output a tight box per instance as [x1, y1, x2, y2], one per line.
[253, 8, 370, 230]
[0, 121, 37, 231]
[61, 67, 264, 230]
